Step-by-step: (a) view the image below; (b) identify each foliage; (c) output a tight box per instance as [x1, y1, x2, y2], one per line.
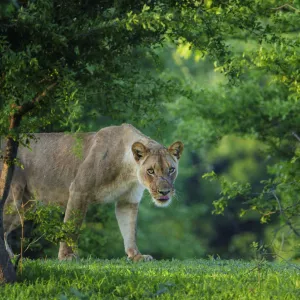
[2, 0, 292, 135]
[0, 259, 299, 299]
[5, 201, 80, 258]
[0, 0, 173, 135]
[0, 0, 246, 136]
[25, 202, 79, 247]
[165, 0, 300, 258]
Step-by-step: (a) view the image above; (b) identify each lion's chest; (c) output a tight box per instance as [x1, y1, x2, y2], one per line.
[92, 179, 145, 204]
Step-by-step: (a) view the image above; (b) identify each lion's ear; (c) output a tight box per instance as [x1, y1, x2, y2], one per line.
[132, 142, 149, 163]
[168, 141, 184, 160]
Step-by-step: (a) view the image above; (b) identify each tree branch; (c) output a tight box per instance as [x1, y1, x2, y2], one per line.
[272, 191, 300, 238]
[24, 234, 46, 253]
[271, 4, 300, 12]
[292, 131, 300, 143]
[16, 82, 57, 118]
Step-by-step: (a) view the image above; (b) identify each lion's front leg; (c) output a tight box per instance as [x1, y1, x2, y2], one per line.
[115, 201, 153, 262]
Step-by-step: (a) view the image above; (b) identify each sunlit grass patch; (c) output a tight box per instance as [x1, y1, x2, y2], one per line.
[0, 259, 299, 299]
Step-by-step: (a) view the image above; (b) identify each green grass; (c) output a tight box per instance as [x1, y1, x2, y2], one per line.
[1, 259, 299, 299]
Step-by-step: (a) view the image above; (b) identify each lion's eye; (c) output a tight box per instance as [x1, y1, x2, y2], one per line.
[169, 167, 175, 174]
[147, 169, 154, 175]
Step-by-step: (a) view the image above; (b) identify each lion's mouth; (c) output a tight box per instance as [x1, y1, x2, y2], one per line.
[158, 195, 170, 202]
[150, 191, 173, 207]
[151, 194, 172, 207]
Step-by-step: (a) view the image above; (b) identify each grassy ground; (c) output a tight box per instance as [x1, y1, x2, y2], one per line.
[0, 258, 299, 299]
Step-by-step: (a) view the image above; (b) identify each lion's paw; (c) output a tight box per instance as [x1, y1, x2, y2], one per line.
[127, 248, 154, 262]
[58, 253, 78, 261]
[141, 254, 154, 262]
[131, 254, 154, 262]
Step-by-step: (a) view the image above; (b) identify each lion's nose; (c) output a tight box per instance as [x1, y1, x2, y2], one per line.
[158, 189, 170, 196]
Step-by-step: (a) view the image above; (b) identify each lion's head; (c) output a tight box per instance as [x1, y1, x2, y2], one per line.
[131, 140, 184, 207]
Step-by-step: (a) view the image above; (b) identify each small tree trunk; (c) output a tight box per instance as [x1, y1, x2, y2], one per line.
[0, 236, 16, 283]
[0, 117, 20, 284]
[0, 83, 56, 284]
[0, 136, 19, 237]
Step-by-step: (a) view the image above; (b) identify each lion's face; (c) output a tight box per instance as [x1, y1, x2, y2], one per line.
[132, 141, 184, 207]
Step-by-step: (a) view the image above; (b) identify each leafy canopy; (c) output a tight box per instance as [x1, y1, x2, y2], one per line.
[167, 0, 300, 244]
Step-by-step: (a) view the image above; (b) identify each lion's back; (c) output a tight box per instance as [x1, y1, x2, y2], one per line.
[15, 132, 96, 205]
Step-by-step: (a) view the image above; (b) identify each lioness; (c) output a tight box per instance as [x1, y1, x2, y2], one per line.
[2, 124, 183, 261]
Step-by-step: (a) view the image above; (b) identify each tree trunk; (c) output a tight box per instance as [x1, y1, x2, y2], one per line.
[0, 82, 57, 284]
[0, 117, 20, 284]
[0, 236, 17, 283]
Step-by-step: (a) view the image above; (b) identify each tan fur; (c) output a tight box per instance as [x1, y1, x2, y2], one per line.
[1, 124, 183, 261]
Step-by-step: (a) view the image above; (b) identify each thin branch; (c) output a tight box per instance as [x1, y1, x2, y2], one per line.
[16, 82, 57, 117]
[22, 199, 38, 208]
[271, 4, 300, 12]
[292, 131, 300, 142]
[282, 200, 300, 211]
[24, 234, 46, 253]
[264, 252, 300, 270]
[272, 191, 300, 237]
